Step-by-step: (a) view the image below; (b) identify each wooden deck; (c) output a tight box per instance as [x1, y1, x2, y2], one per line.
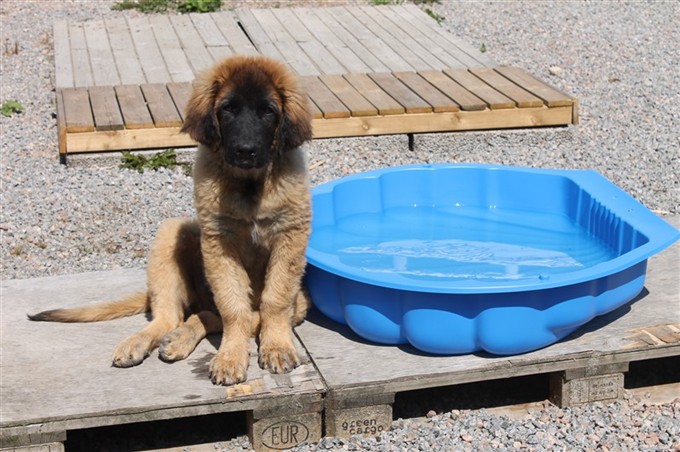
[2, 218, 678, 451]
[53, 5, 578, 160]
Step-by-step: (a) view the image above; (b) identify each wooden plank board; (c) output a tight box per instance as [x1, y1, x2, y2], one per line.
[114, 85, 154, 130]
[319, 75, 377, 117]
[369, 6, 467, 70]
[0, 268, 324, 452]
[470, 67, 544, 108]
[368, 73, 432, 114]
[88, 86, 124, 131]
[53, 21, 74, 88]
[169, 14, 215, 73]
[188, 13, 232, 62]
[394, 4, 495, 68]
[311, 8, 390, 74]
[444, 68, 515, 109]
[166, 82, 194, 122]
[104, 17, 147, 86]
[235, 8, 285, 61]
[209, 11, 258, 56]
[127, 16, 171, 83]
[311, 106, 574, 139]
[67, 23, 94, 87]
[393, 71, 459, 113]
[250, 9, 320, 76]
[301, 76, 350, 119]
[148, 15, 195, 83]
[495, 66, 574, 107]
[345, 6, 432, 71]
[56, 89, 68, 156]
[272, 9, 347, 75]
[292, 8, 369, 74]
[418, 69, 486, 111]
[330, 7, 413, 72]
[83, 20, 120, 86]
[343, 73, 404, 116]
[61, 88, 95, 133]
[140, 83, 183, 128]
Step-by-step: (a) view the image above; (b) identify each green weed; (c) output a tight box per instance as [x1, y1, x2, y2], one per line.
[111, 0, 221, 13]
[479, 43, 487, 53]
[424, 7, 445, 24]
[1, 100, 24, 117]
[177, 0, 222, 13]
[120, 150, 180, 173]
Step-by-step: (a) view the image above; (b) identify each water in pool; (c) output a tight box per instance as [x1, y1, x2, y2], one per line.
[310, 205, 617, 282]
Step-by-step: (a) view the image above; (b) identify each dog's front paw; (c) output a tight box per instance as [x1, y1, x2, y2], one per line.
[159, 328, 196, 362]
[112, 333, 153, 368]
[209, 350, 248, 386]
[258, 342, 300, 374]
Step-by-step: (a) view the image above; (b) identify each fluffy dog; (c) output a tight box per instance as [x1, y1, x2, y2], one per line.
[29, 55, 314, 385]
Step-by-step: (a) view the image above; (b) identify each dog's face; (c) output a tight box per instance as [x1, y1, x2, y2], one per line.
[181, 56, 312, 170]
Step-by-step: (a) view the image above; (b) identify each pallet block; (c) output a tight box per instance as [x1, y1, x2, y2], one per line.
[0, 269, 324, 452]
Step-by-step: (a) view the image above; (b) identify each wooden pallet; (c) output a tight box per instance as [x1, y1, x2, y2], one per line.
[2, 218, 678, 450]
[0, 269, 325, 452]
[295, 218, 680, 438]
[53, 5, 577, 161]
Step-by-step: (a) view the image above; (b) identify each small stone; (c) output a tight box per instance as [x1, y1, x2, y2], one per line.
[426, 410, 437, 418]
[549, 65, 563, 75]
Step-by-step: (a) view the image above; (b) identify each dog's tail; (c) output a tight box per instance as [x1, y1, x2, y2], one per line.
[27, 292, 149, 323]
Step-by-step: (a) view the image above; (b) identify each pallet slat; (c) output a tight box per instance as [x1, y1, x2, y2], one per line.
[319, 75, 378, 117]
[495, 66, 574, 107]
[418, 69, 486, 111]
[114, 85, 154, 129]
[343, 73, 405, 116]
[393, 71, 459, 113]
[301, 76, 351, 119]
[127, 16, 171, 84]
[105, 17, 147, 86]
[141, 84, 183, 128]
[148, 15, 195, 83]
[89, 86, 124, 131]
[444, 68, 515, 110]
[209, 11, 259, 56]
[61, 88, 95, 133]
[368, 73, 432, 114]
[83, 20, 121, 86]
[166, 82, 194, 122]
[53, 21, 74, 88]
[470, 67, 544, 108]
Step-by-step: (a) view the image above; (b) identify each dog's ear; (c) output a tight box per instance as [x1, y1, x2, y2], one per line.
[277, 81, 313, 152]
[180, 73, 220, 147]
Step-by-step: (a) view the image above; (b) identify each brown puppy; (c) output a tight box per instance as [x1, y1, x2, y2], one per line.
[29, 55, 313, 385]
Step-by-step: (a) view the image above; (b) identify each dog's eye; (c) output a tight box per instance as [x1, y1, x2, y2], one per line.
[220, 102, 237, 115]
[261, 104, 278, 118]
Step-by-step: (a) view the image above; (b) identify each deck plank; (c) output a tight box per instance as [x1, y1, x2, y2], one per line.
[301, 76, 351, 119]
[371, 6, 466, 70]
[53, 21, 74, 88]
[235, 8, 285, 62]
[394, 4, 495, 68]
[330, 7, 412, 72]
[68, 23, 94, 87]
[167, 82, 194, 122]
[393, 71, 460, 113]
[105, 18, 147, 86]
[444, 68, 515, 110]
[346, 6, 432, 72]
[189, 13, 232, 62]
[169, 14, 215, 73]
[250, 9, 320, 76]
[89, 86, 124, 131]
[83, 20, 120, 86]
[368, 73, 432, 114]
[61, 88, 95, 133]
[127, 16, 171, 83]
[115, 85, 154, 129]
[311, 8, 390, 74]
[209, 12, 258, 56]
[147, 15, 195, 83]
[141, 83, 183, 128]
[470, 67, 544, 108]
[319, 75, 378, 117]
[292, 8, 370, 74]
[343, 73, 405, 116]
[418, 69, 487, 111]
[495, 67, 574, 107]
[272, 8, 347, 75]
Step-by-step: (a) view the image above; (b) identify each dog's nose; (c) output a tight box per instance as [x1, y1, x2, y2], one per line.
[234, 145, 257, 160]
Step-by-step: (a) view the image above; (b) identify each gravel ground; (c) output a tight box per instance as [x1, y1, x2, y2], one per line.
[1, 1, 678, 451]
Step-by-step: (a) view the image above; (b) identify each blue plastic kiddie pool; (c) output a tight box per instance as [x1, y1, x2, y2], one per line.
[304, 164, 679, 355]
